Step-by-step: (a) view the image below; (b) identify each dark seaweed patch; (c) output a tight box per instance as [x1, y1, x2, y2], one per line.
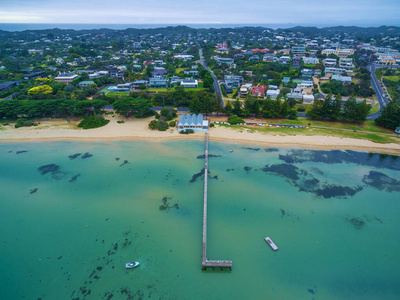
[16, 150, 28, 154]
[346, 217, 365, 230]
[38, 164, 60, 175]
[279, 149, 400, 171]
[314, 185, 363, 199]
[196, 154, 222, 159]
[262, 164, 300, 180]
[243, 147, 260, 151]
[68, 153, 81, 160]
[264, 148, 279, 152]
[280, 209, 285, 217]
[115, 157, 120, 161]
[159, 196, 179, 211]
[226, 168, 234, 172]
[29, 188, 38, 194]
[190, 168, 208, 183]
[244, 166, 252, 173]
[81, 152, 93, 159]
[362, 171, 400, 192]
[69, 174, 81, 183]
[120, 160, 128, 167]
[308, 289, 315, 295]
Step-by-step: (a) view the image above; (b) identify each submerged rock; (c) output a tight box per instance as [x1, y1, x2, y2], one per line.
[120, 160, 128, 167]
[346, 217, 365, 230]
[69, 174, 81, 183]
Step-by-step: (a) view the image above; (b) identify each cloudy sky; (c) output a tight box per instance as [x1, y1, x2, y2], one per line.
[0, 0, 399, 26]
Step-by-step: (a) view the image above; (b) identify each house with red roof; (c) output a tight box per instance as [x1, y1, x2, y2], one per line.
[251, 85, 267, 97]
[252, 48, 269, 54]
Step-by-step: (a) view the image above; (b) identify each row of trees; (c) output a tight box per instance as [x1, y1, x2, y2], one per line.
[0, 99, 108, 119]
[375, 99, 400, 129]
[223, 98, 297, 119]
[308, 94, 371, 123]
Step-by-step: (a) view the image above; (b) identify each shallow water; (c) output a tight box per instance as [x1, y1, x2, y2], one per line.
[0, 141, 399, 300]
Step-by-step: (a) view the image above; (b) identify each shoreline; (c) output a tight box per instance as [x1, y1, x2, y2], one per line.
[1, 117, 400, 155]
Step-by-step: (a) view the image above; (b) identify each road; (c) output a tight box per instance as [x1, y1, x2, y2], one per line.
[198, 46, 225, 108]
[366, 63, 390, 120]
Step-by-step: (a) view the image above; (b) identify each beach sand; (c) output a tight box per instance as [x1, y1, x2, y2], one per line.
[1, 115, 400, 155]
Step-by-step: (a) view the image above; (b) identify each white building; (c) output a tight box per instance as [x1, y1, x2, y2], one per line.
[266, 89, 280, 99]
[54, 72, 78, 84]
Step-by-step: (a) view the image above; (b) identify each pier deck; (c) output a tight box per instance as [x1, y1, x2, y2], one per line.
[202, 132, 232, 271]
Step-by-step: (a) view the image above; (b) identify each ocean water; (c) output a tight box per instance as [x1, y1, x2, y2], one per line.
[0, 141, 400, 300]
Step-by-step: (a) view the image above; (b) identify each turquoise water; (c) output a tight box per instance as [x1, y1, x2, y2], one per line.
[0, 141, 400, 300]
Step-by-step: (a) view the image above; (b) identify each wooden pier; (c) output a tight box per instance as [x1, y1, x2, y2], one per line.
[202, 133, 232, 271]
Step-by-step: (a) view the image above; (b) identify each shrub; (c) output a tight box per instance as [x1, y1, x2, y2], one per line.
[14, 118, 38, 128]
[210, 123, 215, 127]
[78, 115, 110, 129]
[149, 119, 169, 131]
[169, 121, 176, 127]
[228, 115, 245, 124]
[297, 106, 306, 112]
[179, 129, 194, 134]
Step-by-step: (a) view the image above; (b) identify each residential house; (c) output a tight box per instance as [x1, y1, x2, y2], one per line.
[279, 56, 291, 64]
[223, 83, 233, 94]
[24, 71, 46, 80]
[303, 57, 319, 65]
[291, 46, 306, 57]
[177, 113, 209, 132]
[132, 80, 149, 89]
[297, 81, 314, 88]
[54, 72, 78, 84]
[0, 81, 22, 92]
[339, 58, 354, 69]
[291, 56, 301, 68]
[181, 78, 198, 88]
[149, 76, 169, 89]
[249, 55, 260, 61]
[78, 81, 95, 89]
[89, 71, 108, 79]
[263, 53, 278, 62]
[301, 69, 314, 78]
[331, 75, 352, 84]
[215, 57, 234, 65]
[323, 58, 337, 67]
[173, 54, 194, 61]
[153, 67, 167, 76]
[268, 85, 278, 90]
[302, 94, 315, 104]
[224, 75, 243, 88]
[251, 85, 267, 97]
[266, 89, 280, 99]
[282, 77, 291, 84]
[234, 54, 245, 59]
[325, 67, 347, 75]
[184, 70, 199, 76]
[215, 47, 229, 54]
[286, 92, 303, 101]
[109, 83, 133, 93]
[252, 48, 269, 54]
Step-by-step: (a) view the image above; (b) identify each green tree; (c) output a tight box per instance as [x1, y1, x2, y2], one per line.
[224, 101, 233, 115]
[232, 99, 242, 116]
[375, 99, 400, 129]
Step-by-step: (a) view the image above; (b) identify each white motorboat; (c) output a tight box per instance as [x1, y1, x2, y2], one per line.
[125, 261, 140, 269]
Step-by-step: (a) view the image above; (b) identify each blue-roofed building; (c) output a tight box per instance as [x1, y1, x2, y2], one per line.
[177, 114, 209, 132]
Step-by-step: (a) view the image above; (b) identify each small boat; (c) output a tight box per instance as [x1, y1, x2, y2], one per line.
[125, 261, 140, 269]
[230, 149, 233, 153]
[264, 237, 278, 251]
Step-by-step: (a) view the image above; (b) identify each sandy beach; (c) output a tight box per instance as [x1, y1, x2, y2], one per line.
[1, 115, 400, 155]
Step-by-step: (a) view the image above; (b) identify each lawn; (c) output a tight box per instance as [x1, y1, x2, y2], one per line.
[368, 102, 380, 115]
[303, 64, 317, 68]
[217, 123, 400, 145]
[383, 76, 400, 82]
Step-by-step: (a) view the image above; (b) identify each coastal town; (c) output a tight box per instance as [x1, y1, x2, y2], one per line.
[1, 25, 400, 150]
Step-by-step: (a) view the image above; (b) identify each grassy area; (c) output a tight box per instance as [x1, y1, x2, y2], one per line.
[222, 118, 393, 134]
[218, 123, 400, 144]
[294, 104, 312, 114]
[368, 102, 380, 115]
[303, 64, 317, 68]
[383, 76, 400, 82]
[175, 68, 186, 74]
[107, 92, 129, 96]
